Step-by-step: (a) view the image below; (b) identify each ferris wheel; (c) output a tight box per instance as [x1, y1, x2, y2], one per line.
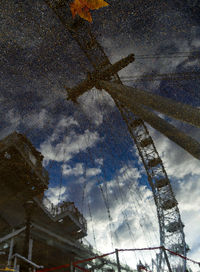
[40, 1, 200, 270]
[1, 0, 200, 271]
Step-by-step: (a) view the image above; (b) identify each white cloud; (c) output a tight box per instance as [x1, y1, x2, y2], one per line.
[87, 188, 159, 268]
[176, 176, 200, 271]
[76, 177, 86, 185]
[95, 158, 104, 166]
[86, 167, 101, 177]
[47, 116, 79, 143]
[62, 163, 84, 176]
[85, 164, 160, 269]
[62, 163, 101, 178]
[78, 88, 115, 126]
[143, 124, 200, 270]
[83, 121, 200, 269]
[58, 117, 79, 129]
[106, 25, 200, 268]
[45, 186, 67, 205]
[177, 176, 200, 212]
[118, 165, 141, 184]
[40, 115, 101, 164]
[147, 125, 200, 179]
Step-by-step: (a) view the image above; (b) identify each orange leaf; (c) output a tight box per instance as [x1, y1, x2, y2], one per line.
[70, 3, 77, 18]
[70, 0, 85, 18]
[70, 0, 109, 22]
[83, 0, 109, 10]
[78, 6, 92, 22]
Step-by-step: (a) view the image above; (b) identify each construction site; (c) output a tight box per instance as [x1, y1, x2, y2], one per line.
[0, 0, 200, 271]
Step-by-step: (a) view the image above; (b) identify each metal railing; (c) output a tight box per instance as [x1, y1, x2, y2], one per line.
[39, 196, 87, 232]
[12, 253, 44, 272]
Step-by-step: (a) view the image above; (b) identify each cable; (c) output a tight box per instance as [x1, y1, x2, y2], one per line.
[72, 102, 116, 254]
[103, 179, 121, 245]
[87, 197, 97, 250]
[99, 90, 160, 240]
[81, 176, 87, 215]
[94, 90, 157, 264]
[77, 103, 116, 252]
[120, 71, 200, 82]
[98, 180, 115, 250]
[134, 51, 200, 59]
[99, 91, 162, 264]
[58, 169, 63, 203]
[78, 114, 129, 266]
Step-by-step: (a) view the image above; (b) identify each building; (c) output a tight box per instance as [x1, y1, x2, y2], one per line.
[0, 132, 132, 272]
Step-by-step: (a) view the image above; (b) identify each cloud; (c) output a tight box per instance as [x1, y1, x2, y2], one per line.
[1, 1, 200, 270]
[175, 176, 200, 271]
[144, 124, 200, 270]
[62, 163, 84, 176]
[100, 8, 200, 97]
[81, 115, 200, 269]
[118, 165, 141, 184]
[39, 114, 101, 164]
[87, 189, 159, 268]
[62, 163, 101, 178]
[45, 186, 68, 205]
[95, 158, 104, 166]
[84, 164, 160, 268]
[78, 88, 115, 126]
[99, 17, 199, 268]
[147, 124, 200, 179]
[40, 127, 101, 165]
[86, 167, 101, 177]
[46, 116, 79, 143]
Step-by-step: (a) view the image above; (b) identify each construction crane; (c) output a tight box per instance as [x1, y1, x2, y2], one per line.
[42, 0, 200, 270]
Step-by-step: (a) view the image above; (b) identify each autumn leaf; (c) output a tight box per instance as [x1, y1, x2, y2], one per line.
[70, 0, 109, 23]
[70, 0, 92, 22]
[84, 0, 109, 10]
[76, 6, 92, 22]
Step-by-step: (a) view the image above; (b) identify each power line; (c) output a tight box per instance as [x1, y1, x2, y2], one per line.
[95, 90, 159, 263]
[134, 51, 200, 59]
[98, 181, 115, 250]
[58, 168, 63, 203]
[88, 198, 97, 250]
[120, 71, 200, 82]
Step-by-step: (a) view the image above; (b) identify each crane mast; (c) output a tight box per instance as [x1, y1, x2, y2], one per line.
[44, 0, 187, 270]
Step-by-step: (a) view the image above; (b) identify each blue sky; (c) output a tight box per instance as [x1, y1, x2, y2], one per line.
[1, 0, 200, 270]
